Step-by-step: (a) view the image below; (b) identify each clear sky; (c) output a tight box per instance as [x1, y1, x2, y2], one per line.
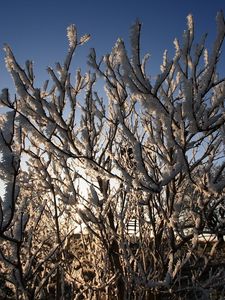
[0, 1, 224, 197]
[0, 0, 225, 91]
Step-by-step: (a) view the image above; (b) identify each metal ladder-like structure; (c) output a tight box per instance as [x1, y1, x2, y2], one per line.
[127, 219, 139, 235]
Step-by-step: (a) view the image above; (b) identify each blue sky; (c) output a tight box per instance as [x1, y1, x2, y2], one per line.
[0, 0, 225, 91]
[0, 1, 224, 197]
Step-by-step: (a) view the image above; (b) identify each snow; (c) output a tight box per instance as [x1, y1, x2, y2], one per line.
[67, 24, 77, 47]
